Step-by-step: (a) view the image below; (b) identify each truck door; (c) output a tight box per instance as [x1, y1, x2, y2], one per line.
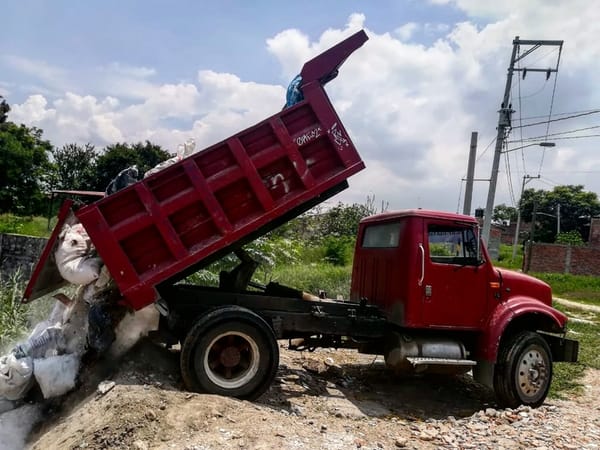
[421, 221, 487, 328]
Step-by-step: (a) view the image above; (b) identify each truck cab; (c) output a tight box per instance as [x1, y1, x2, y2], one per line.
[352, 209, 578, 407]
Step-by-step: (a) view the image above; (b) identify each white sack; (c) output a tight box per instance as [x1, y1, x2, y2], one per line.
[33, 354, 80, 399]
[144, 138, 196, 178]
[0, 355, 33, 401]
[55, 223, 102, 285]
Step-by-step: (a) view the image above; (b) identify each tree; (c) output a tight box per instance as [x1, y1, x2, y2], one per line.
[319, 201, 378, 238]
[51, 143, 98, 191]
[493, 204, 518, 224]
[0, 96, 9, 124]
[92, 141, 171, 191]
[0, 123, 53, 214]
[520, 185, 600, 243]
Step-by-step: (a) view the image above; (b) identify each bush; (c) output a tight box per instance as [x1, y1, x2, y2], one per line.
[323, 236, 355, 266]
[555, 230, 585, 246]
[0, 272, 29, 351]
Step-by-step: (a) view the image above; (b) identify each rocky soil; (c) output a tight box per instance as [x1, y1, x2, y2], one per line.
[18, 339, 600, 450]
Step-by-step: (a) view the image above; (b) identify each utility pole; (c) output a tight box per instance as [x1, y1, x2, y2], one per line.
[463, 131, 478, 215]
[482, 37, 563, 245]
[512, 174, 539, 260]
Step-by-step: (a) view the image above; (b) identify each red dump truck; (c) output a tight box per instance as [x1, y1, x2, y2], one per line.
[23, 30, 577, 408]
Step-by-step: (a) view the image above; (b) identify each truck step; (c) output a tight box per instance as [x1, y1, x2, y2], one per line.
[406, 357, 477, 367]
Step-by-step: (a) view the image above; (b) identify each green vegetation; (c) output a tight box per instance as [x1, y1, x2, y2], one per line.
[551, 304, 600, 398]
[0, 273, 29, 351]
[555, 230, 585, 246]
[0, 214, 54, 238]
[520, 184, 600, 243]
[271, 262, 352, 299]
[537, 272, 600, 398]
[536, 273, 600, 306]
[494, 243, 523, 270]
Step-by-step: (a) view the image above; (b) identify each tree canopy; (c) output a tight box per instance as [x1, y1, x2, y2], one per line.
[519, 184, 600, 243]
[493, 204, 518, 224]
[0, 95, 171, 214]
[0, 96, 9, 124]
[92, 141, 171, 191]
[51, 143, 98, 191]
[0, 122, 53, 214]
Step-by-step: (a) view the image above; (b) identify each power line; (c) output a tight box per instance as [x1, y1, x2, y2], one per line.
[538, 61, 561, 175]
[513, 110, 600, 129]
[543, 170, 600, 174]
[516, 58, 527, 174]
[519, 108, 600, 121]
[524, 134, 600, 141]
[507, 125, 600, 142]
[475, 136, 497, 163]
[519, 79, 548, 100]
[503, 141, 517, 206]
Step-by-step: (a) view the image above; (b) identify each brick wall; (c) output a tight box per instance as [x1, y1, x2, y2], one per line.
[525, 242, 600, 275]
[0, 233, 48, 281]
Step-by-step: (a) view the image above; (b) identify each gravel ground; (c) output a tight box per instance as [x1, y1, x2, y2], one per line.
[22, 340, 600, 450]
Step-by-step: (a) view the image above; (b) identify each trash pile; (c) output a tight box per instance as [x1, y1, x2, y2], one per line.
[105, 138, 198, 195]
[0, 138, 191, 412]
[0, 220, 123, 406]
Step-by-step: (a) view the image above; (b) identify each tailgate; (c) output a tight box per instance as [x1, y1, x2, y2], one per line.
[22, 200, 76, 303]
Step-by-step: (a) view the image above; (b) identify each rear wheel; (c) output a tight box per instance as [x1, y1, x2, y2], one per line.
[493, 331, 552, 408]
[180, 306, 279, 400]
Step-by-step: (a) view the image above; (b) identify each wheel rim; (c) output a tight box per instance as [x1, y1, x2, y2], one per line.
[201, 331, 260, 390]
[515, 343, 550, 402]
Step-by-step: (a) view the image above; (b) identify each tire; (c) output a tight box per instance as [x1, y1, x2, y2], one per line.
[493, 331, 553, 408]
[180, 306, 279, 400]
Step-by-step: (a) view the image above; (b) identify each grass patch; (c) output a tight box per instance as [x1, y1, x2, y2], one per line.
[270, 262, 352, 299]
[493, 244, 523, 270]
[550, 303, 600, 398]
[535, 273, 600, 307]
[0, 214, 54, 238]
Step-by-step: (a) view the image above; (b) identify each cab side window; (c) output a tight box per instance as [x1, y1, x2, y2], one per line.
[428, 224, 478, 265]
[362, 222, 402, 248]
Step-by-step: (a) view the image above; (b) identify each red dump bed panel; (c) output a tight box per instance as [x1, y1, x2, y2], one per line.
[23, 30, 368, 310]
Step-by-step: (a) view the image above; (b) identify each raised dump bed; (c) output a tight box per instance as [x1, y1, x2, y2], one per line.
[24, 30, 368, 310]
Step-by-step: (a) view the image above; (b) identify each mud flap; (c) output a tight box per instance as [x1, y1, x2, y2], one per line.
[541, 333, 579, 362]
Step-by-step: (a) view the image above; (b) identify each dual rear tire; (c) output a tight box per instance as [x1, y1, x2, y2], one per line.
[180, 306, 279, 400]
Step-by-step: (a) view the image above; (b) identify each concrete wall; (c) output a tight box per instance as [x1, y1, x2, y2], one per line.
[0, 233, 48, 281]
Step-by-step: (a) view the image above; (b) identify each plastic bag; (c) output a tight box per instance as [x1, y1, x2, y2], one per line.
[0, 354, 34, 401]
[105, 165, 139, 195]
[285, 74, 304, 108]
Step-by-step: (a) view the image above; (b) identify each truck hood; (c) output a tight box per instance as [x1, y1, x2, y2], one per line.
[497, 268, 553, 307]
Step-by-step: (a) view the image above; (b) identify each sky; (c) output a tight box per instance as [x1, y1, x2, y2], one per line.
[3, 0, 600, 214]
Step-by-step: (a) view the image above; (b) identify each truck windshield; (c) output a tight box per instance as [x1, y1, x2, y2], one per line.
[428, 224, 479, 265]
[362, 222, 402, 248]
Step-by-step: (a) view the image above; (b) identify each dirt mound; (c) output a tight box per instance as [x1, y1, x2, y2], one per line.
[23, 339, 600, 449]
[26, 339, 493, 449]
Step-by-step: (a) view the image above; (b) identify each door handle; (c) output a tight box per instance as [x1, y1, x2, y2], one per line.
[418, 243, 425, 286]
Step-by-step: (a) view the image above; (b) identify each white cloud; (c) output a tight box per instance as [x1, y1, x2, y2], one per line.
[6, 3, 600, 212]
[395, 23, 419, 41]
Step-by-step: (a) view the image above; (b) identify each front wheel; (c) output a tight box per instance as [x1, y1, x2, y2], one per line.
[180, 306, 279, 400]
[493, 331, 553, 408]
